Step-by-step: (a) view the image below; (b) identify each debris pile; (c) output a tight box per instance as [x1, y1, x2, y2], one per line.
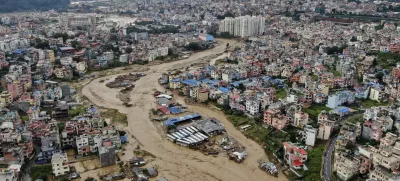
[106, 73, 141, 88]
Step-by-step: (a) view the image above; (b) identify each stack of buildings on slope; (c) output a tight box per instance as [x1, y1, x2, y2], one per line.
[333, 106, 400, 181]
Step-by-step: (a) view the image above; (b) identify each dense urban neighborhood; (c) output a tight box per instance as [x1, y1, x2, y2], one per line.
[1, 0, 400, 181]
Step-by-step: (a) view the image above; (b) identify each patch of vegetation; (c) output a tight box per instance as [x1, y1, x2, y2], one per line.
[31, 165, 53, 181]
[345, 115, 363, 124]
[359, 99, 390, 108]
[101, 109, 128, 125]
[304, 105, 332, 120]
[375, 52, 400, 69]
[69, 106, 86, 117]
[133, 150, 156, 158]
[303, 146, 324, 181]
[21, 115, 29, 122]
[311, 75, 318, 81]
[276, 88, 287, 99]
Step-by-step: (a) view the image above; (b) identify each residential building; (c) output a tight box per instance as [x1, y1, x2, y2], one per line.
[51, 152, 70, 177]
[333, 152, 361, 181]
[264, 109, 288, 130]
[293, 111, 309, 128]
[300, 125, 317, 146]
[0, 91, 13, 107]
[245, 99, 260, 115]
[326, 91, 355, 109]
[369, 87, 384, 102]
[282, 142, 308, 169]
[219, 16, 265, 38]
[99, 145, 116, 167]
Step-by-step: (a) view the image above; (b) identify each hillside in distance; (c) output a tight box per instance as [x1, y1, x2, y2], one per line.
[0, 0, 70, 13]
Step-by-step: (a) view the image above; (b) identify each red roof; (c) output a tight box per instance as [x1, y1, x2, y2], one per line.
[103, 142, 112, 147]
[293, 160, 303, 167]
[157, 106, 170, 114]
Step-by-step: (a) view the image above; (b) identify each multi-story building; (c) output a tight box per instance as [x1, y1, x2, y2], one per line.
[326, 91, 355, 109]
[59, 15, 96, 28]
[282, 142, 308, 169]
[299, 125, 317, 146]
[0, 91, 13, 107]
[51, 152, 70, 177]
[293, 111, 309, 128]
[99, 145, 116, 167]
[245, 99, 260, 115]
[263, 109, 287, 130]
[333, 152, 361, 181]
[219, 16, 265, 38]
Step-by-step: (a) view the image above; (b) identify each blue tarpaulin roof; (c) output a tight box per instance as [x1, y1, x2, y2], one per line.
[163, 113, 201, 127]
[339, 107, 349, 113]
[12, 49, 25, 54]
[120, 135, 128, 143]
[168, 107, 182, 114]
[182, 79, 199, 86]
[218, 87, 230, 93]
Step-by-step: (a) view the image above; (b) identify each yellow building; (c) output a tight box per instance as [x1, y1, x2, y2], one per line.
[0, 91, 13, 107]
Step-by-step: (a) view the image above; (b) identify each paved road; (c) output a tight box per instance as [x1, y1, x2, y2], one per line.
[322, 113, 362, 181]
[323, 137, 337, 181]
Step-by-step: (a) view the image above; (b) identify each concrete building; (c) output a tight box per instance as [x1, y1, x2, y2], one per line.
[51, 152, 70, 177]
[219, 16, 265, 38]
[333, 152, 361, 181]
[59, 15, 96, 28]
[293, 111, 309, 128]
[369, 87, 384, 102]
[282, 142, 308, 169]
[99, 145, 116, 167]
[318, 122, 332, 140]
[301, 125, 317, 146]
[0, 91, 13, 107]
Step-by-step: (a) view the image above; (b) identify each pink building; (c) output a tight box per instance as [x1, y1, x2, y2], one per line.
[264, 109, 288, 130]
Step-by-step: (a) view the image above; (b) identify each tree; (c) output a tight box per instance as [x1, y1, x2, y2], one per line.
[186, 42, 201, 51]
[70, 40, 80, 49]
[85, 177, 95, 181]
[238, 83, 246, 91]
[168, 48, 174, 56]
[54, 59, 61, 65]
[125, 47, 133, 54]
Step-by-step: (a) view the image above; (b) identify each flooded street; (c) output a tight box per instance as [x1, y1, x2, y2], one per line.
[81, 39, 287, 181]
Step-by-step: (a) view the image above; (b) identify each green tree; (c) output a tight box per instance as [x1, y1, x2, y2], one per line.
[186, 42, 201, 51]
[85, 177, 95, 181]
[125, 47, 133, 54]
[70, 40, 80, 49]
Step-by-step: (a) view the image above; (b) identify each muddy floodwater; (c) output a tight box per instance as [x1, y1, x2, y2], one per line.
[82, 39, 288, 181]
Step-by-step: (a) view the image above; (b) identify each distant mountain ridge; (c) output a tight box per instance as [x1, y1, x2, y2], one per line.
[0, 0, 70, 13]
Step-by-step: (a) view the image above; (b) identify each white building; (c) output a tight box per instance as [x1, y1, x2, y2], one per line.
[369, 87, 383, 102]
[301, 125, 317, 146]
[119, 54, 128, 63]
[219, 16, 265, 38]
[76, 134, 90, 155]
[51, 152, 70, 177]
[59, 15, 96, 28]
[286, 94, 298, 103]
[245, 99, 260, 115]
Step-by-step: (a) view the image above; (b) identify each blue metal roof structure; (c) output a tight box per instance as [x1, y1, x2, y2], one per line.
[218, 87, 230, 93]
[168, 107, 183, 114]
[12, 49, 25, 54]
[182, 79, 199, 86]
[163, 113, 201, 127]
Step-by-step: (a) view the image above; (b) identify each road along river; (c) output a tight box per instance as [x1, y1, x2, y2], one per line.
[82, 39, 287, 181]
